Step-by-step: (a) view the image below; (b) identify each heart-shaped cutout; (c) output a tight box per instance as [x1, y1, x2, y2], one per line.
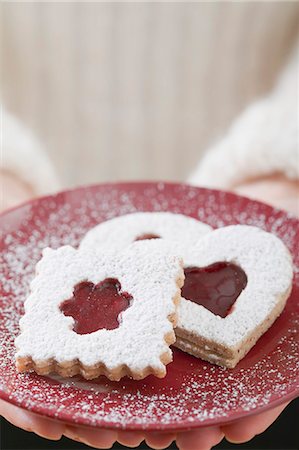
[182, 263, 247, 318]
[60, 279, 132, 334]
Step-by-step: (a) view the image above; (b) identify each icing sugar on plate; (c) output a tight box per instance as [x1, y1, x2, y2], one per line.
[0, 182, 298, 431]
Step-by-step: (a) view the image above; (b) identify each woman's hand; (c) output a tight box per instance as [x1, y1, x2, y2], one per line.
[0, 398, 290, 449]
[0, 172, 35, 212]
[234, 174, 299, 216]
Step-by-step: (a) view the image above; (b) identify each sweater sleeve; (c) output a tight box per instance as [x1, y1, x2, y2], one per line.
[188, 40, 299, 188]
[2, 107, 60, 196]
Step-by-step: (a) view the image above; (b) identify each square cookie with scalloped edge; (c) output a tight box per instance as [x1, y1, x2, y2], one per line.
[15, 240, 184, 380]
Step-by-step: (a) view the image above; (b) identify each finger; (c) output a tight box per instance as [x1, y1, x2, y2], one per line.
[234, 176, 299, 216]
[176, 426, 224, 450]
[63, 427, 83, 443]
[0, 172, 34, 212]
[144, 431, 176, 449]
[222, 402, 289, 443]
[117, 430, 145, 447]
[0, 400, 65, 440]
[64, 425, 117, 449]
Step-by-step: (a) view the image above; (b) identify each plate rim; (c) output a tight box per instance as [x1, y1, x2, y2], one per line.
[1, 179, 298, 222]
[0, 388, 298, 432]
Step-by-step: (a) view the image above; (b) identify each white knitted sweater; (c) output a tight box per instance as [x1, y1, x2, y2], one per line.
[189, 42, 299, 188]
[2, 41, 298, 197]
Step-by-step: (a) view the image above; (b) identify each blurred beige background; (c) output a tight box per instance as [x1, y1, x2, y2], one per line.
[1, 2, 299, 188]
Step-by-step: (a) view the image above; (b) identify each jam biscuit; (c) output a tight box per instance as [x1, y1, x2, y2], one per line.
[15, 240, 184, 381]
[80, 212, 212, 251]
[175, 225, 293, 368]
[81, 215, 292, 368]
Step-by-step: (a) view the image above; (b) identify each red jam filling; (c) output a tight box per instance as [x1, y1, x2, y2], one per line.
[60, 279, 132, 334]
[182, 262, 247, 318]
[135, 233, 161, 241]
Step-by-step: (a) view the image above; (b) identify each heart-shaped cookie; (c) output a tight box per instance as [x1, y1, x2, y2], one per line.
[79, 214, 293, 368]
[15, 240, 184, 380]
[175, 225, 293, 368]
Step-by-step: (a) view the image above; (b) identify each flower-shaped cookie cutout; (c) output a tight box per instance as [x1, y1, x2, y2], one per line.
[176, 225, 293, 368]
[15, 240, 184, 380]
[80, 212, 212, 251]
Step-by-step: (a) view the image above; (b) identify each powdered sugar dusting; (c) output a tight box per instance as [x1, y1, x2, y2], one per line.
[0, 183, 298, 430]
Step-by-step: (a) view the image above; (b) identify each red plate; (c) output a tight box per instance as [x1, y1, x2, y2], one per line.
[0, 182, 298, 431]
